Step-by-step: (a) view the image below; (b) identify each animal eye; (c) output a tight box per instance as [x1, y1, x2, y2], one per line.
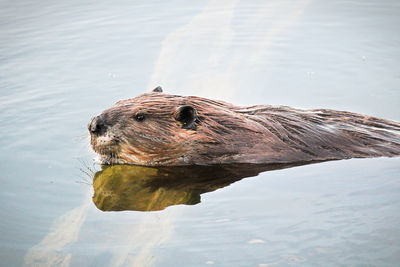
[135, 113, 146, 122]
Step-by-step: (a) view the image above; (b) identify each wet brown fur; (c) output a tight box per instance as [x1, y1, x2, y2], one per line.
[89, 91, 400, 166]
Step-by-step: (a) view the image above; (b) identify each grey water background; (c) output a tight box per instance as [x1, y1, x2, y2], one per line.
[1, 0, 400, 266]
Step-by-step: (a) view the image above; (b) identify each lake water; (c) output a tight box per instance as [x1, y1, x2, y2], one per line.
[1, 0, 400, 266]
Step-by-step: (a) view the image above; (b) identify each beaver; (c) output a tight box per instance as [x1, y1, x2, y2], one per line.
[88, 87, 400, 166]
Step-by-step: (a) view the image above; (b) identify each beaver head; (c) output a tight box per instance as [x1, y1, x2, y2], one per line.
[88, 87, 271, 165]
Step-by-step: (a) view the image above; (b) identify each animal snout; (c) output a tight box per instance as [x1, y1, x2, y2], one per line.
[88, 115, 107, 135]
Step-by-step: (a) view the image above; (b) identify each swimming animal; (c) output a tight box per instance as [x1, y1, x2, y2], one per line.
[88, 87, 400, 166]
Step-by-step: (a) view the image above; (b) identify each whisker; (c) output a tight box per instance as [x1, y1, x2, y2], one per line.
[74, 133, 90, 141]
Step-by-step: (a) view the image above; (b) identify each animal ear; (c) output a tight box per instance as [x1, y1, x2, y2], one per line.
[152, 86, 163, 93]
[175, 105, 197, 129]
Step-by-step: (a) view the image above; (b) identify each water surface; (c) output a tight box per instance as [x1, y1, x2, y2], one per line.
[1, 0, 400, 266]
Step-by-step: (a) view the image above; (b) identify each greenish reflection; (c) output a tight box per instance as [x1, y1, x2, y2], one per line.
[92, 162, 313, 212]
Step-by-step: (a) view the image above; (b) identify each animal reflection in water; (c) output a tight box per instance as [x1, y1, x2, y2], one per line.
[92, 162, 313, 212]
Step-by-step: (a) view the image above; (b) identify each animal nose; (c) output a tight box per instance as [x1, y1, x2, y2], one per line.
[88, 115, 107, 135]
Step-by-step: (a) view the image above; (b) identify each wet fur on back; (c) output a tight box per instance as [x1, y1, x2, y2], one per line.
[89, 90, 400, 166]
